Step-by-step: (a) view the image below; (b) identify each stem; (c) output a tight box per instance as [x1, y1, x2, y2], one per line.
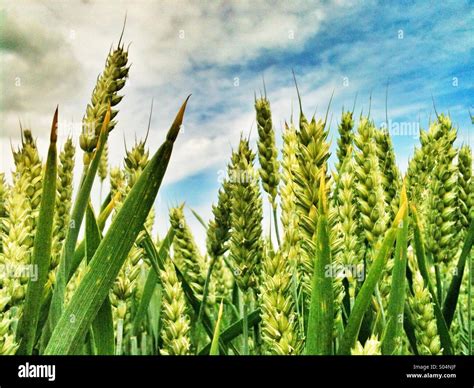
[272, 206, 281, 247]
[243, 298, 249, 355]
[469, 251, 472, 355]
[435, 263, 443, 303]
[291, 263, 304, 335]
[116, 318, 124, 356]
[375, 284, 386, 328]
[195, 256, 217, 351]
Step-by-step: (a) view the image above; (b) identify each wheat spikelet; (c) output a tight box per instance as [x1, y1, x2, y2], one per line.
[333, 154, 364, 299]
[47, 138, 75, 290]
[260, 249, 299, 354]
[160, 260, 191, 355]
[80, 45, 129, 164]
[353, 117, 388, 262]
[228, 138, 263, 294]
[335, 110, 354, 176]
[0, 168, 34, 351]
[13, 130, 42, 230]
[170, 205, 215, 305]
[98, 143, 109, 182]
[426, 116, 458, 265]
[1, 155, 35, 306]
[280, 123, 300, 266]
[408, 256, 442, 355]
[207, 179, 233, 298]
[406, 122, 442, 220]
[351, 334, 381, 355]
[294, 115, 330, 299]
[374, 128, 401, 217]
[0, 291, 18, 354]
[255, 96, 279, 209]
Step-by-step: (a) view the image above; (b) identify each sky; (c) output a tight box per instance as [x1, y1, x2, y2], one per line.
[1, 0, 473, 250]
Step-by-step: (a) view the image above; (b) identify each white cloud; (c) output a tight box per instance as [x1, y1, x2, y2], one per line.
[1, 0, 472, 251]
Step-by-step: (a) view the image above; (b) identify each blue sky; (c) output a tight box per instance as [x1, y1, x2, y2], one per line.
[1, 0, 473, 248]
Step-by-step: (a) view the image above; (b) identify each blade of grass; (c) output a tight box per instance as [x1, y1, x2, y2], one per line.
[195, 254, 217, 351]
[148, 286, 163, 354]
[199, 309, 261, 355]
[382, 185, 409, 355]
[132, 228, 174, 335]
[210, 300, 224, 355]
[44, 106, 112, 347]
[338, 196, 407, 355]
[190, 207, 208, 230]
[403, 302, 419, 355]
[38, 194, 118, 352]
[86, 202, 114, 355]
[173, 264, 229, 355]
[411, 204, 453, 354]
[44, 97, 190, 355]
[16, 108, 58, 355]
[69, 192, 119, 276]
[140, 229, 166, 280]
[443, 218, 474, 328]
[305, 173, 334, 355]
[100, 191, 112, 213]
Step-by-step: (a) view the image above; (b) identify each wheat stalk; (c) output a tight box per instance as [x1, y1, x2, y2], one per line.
[260, 249, 299, 354]
[80, 45, 129, 164]
[335, 110, 354, 176]
[170, 205, 215, 306]
[47, 138, 75, 290]
[375, 127, 401, 217]
[353, 117, 388, 262]
[426, 116, 458, 266]
[409, 258, 442, 355]
[160, 260, 192, 355]
[294, 115, 330, 300]
[207, 178, 233, 298]
[228, 138, 263, 294]
[255, 96, 280, 210]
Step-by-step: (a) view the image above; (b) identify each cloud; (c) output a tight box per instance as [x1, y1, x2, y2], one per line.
[0, 8, 84, 136]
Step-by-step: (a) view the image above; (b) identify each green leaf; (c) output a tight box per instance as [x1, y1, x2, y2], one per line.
[411, 205, 453, 355]
[443, 218, 474, 328]
[173, 264, 227, 354]
[382, 186, 409, 355]
[305, 174, 334, 355]
[44, 97, 190, 355]
[44, 106, 112, 346]
[16, 108, 58, 355]
[86, 202, 114, 355]
[132, 228, 174, 335]
[140, 229, 167, 281]
[210, 300, 224, 355]
[147, 286, 163, 354]
[403, 302, 419, 355]
[70, 192, 119, 277]
[190, 207, 208, 230]
[338, 196, 407, 355]
[38, 194, 117, 351]
[199, 309, 261, 355]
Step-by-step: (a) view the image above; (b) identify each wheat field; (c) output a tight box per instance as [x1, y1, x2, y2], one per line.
[0, 41, 472, 356]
